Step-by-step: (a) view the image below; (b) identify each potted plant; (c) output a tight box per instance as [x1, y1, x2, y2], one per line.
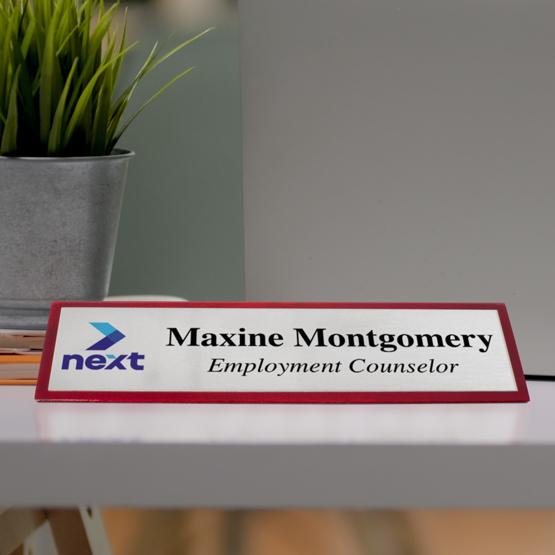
[0, 0, 211, 328]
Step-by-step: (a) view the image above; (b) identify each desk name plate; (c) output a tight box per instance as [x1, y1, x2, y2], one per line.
[35, 302, 529, 403]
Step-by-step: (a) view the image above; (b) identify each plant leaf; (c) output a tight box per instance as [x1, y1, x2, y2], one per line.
[63, 41, 137, 147]
[147, 28, 213, 75]
[113, 66, 195, 146]
[48, 57, 78, 153]
[1, 66, 21, 154]
[39, 0, 63, 143]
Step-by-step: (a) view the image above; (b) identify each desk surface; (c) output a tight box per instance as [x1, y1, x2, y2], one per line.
[1, 381, 554, 508]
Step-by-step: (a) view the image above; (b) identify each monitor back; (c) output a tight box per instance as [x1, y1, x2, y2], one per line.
[240, 0, 555, 376]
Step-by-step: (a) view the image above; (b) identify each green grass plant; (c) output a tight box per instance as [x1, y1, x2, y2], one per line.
[0, 0, 211, 156]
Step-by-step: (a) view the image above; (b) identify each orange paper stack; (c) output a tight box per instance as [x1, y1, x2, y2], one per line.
[0, 330, 44, 385]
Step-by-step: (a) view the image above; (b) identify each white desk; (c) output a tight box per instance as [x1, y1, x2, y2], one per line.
[1, 382, 554, 508]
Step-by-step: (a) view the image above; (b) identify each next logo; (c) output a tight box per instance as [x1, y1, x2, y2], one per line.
[60, 322, 146, 371]
[61, 352, 145, 371]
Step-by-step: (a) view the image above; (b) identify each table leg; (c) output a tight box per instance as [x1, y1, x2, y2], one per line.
[46, 508, 111, 555]
[0, 509, 46, 555]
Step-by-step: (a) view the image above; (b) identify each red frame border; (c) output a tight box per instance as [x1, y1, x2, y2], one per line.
[35, 302, 529, 404]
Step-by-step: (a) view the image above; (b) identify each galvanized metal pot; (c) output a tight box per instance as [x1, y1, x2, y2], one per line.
[0, 149, 134, 329]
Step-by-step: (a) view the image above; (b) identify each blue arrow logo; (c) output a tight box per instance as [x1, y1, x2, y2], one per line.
[87, 322, 125, 351]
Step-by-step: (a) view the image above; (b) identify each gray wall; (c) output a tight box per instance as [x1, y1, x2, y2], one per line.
[240, 0, 555, 375]
[110, 17, 244, 301]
